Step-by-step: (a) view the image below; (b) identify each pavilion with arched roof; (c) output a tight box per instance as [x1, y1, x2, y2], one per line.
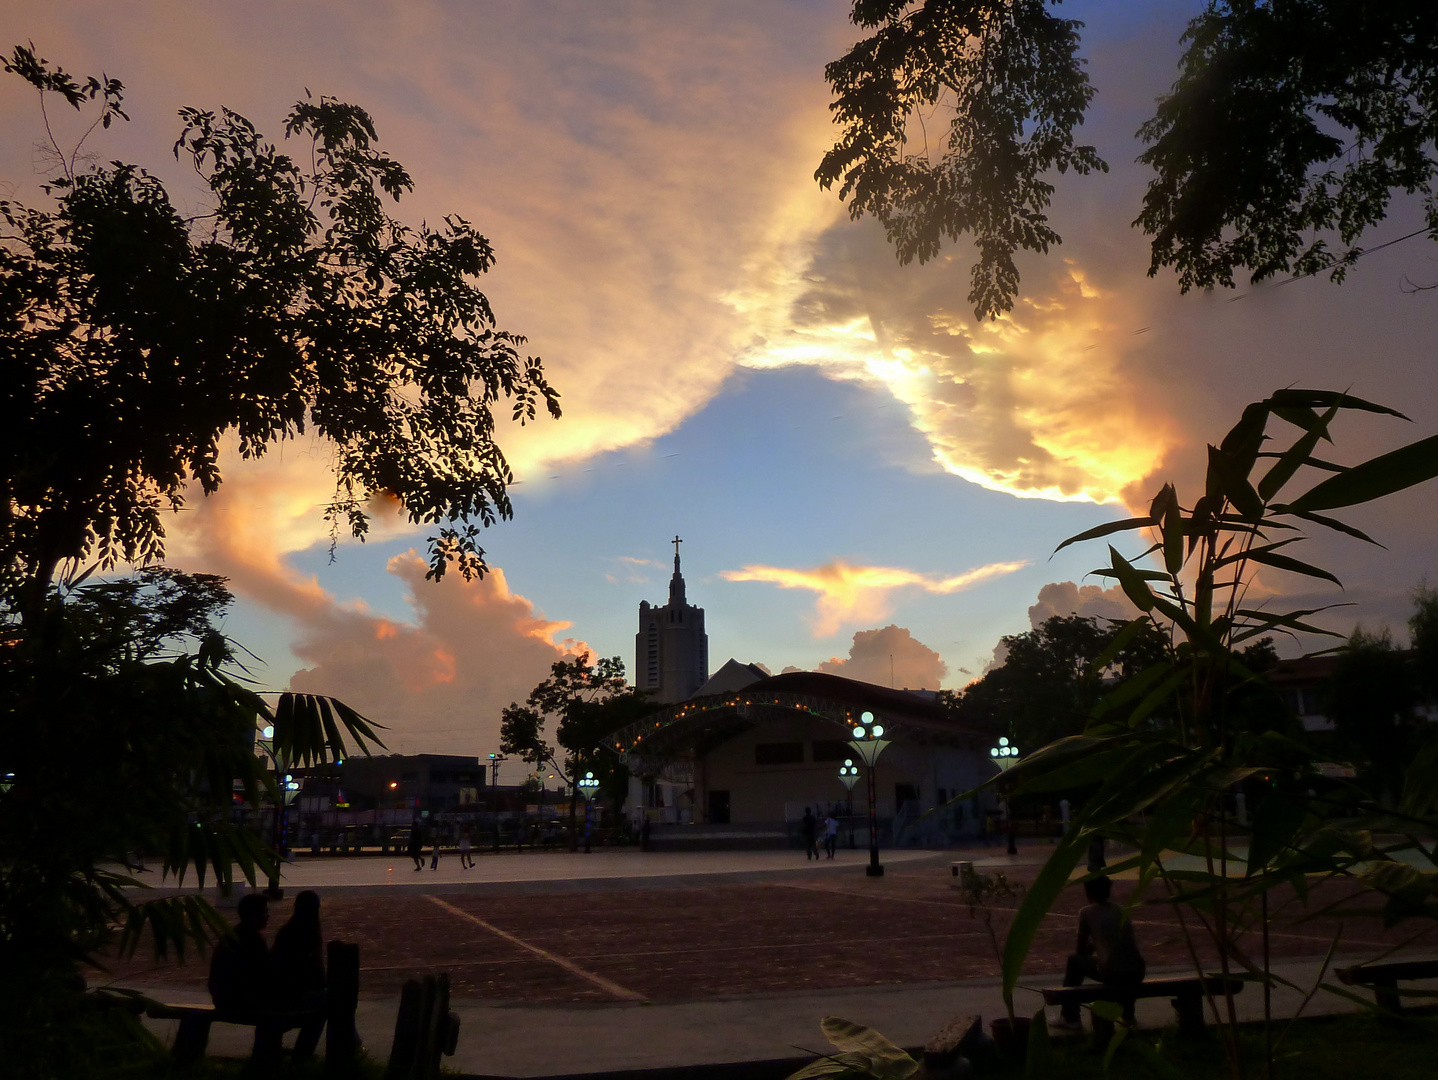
[606, 667, 998, 843]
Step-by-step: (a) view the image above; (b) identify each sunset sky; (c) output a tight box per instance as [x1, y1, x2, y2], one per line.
[5, 2, 1436, 774]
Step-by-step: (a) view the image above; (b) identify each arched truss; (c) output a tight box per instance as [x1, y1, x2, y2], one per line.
[606, 690, 872, 767]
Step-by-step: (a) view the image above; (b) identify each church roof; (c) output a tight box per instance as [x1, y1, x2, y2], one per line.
[692, 659, 768, 698]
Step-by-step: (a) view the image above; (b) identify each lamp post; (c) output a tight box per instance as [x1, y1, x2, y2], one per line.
[256, 723, 300, 899]
[488, 752, 505, 787]
[837, 759, 860, 850]
[576, 770, 600, 854]
[848, 711, 892, 877]
[989, 736, 1020, 856]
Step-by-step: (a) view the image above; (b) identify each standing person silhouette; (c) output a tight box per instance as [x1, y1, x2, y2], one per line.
[800, 807, 819, 860]
[823, 811, 839, 859]
[271, 890, 327, 1061]
[408, 821, 424, 871]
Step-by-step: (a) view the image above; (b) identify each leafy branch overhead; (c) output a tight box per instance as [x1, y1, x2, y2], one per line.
[819, 1, 1438, 316]
[0, 44, 560, 608]
[817, 0, 1104, 320]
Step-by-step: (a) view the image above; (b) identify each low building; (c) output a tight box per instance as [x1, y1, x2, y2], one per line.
[608, 665, 998, 847]
[338, 753, 486, 813]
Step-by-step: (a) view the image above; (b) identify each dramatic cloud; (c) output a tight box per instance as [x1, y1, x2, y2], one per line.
[164, 452, 585, 758]
[817, 625, 948, 690]
[286, 553, 586, 757]
[1028, 581, 1135, 629]
[722, 559, 1027, 637]
[734, 222, 1181, 505]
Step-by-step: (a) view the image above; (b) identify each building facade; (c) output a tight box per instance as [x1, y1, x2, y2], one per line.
[635, 537, 709, 703]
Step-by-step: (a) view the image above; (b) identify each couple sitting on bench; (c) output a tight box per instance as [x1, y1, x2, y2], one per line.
[209, 890, 328, 1060]
[1054, 875, 1146, 1030]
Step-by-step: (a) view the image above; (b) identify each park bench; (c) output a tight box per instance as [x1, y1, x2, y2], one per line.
[1336, 958, 1438, 1015]
[1041, 974, 1244, 1039]
[145, 940, 360, 1070]
[384, 972, 461, 1080]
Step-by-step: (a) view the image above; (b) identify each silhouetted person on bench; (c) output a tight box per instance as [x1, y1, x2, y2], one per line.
[271, 890, 328, 1061]
[209, 893, 271, 1013]
[1057, 875, 1146, 1028]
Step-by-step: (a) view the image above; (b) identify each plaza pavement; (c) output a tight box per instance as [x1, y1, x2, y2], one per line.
[128, 847, 1426, 1078]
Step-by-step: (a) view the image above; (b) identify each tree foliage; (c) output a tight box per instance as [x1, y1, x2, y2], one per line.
[500, 654, 651, 844]
[819, 1, 1438, 316]
[816, 0, 1104, 319]
[952, 614, 1167, 749]
[1326, 626, 1420, 802]
[0, 44, 560, 610]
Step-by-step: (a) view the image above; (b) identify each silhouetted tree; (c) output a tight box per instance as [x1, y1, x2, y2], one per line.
[500, 655, 651, 848]
[1, 45, 560, 621]
[951, 614, 1170, 749]
[1327, 626, 1420, 803]
[818, 1, 1438, 317]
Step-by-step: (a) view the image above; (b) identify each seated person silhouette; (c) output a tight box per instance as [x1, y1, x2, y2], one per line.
[271, 890, 328, 1061]
[1057, 875, 1146, 1028]
[208, 893, 270, 1012]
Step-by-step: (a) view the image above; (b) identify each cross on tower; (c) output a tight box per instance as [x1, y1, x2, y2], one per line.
[672, 534, 683, 559]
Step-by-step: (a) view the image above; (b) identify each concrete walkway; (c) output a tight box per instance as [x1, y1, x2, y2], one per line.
[127, 846, 959, 899]
[140, 952, 1404, 1078]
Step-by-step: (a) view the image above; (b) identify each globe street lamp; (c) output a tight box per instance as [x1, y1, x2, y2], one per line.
[848, 712, 892, 877]
[837, 759, 861, 850]
[256, 723, 300, 899]
[576, 770, 601, 854]
[989, 736, 1020, 856]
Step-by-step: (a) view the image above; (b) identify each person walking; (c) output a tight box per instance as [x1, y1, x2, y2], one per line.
[823, 811, 839, 859]
[458, 827, 474, 869]
[800, 807, 819, 860]
[430, 832, 443, 870]
[408, 821, 425, 871]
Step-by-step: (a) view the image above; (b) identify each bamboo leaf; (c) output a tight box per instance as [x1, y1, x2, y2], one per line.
[1267, 388, 1408, 420]
[1025, 1009, 1052, 1079]
[1259, 404, 1339, 501]
[1244, 549, 1342, 588]
[1088, 616, 1153, 676]
[1287, 432, 1438, 512]
[1107, 546, 1157, 612]
[1286, 508, 1382, 546]
[1054, 517, 1155, 555]
[1212, 537, 1302, 569]
[1208, 444, 1265, 520]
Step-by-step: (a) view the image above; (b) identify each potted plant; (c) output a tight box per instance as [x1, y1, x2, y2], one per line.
[954, 865, 1029, 1059]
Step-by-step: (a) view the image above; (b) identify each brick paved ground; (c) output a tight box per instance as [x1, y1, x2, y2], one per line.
[102, 855, 1435, 1005]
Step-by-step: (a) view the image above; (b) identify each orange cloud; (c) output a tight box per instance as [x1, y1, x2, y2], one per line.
[163, 455, 587, 757]
[816, 624, 948, 690]
[722, 559, 1027, 637]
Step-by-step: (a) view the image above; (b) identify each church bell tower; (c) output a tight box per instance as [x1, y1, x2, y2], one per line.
[636, 536, 709, 703]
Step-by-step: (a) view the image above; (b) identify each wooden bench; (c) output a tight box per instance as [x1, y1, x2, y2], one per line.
[384, 972, 461, 1080]
[146, 940, 360, 1070]
[1040, 975, 1244, 1039]
[1336, 959, 1438, 1015]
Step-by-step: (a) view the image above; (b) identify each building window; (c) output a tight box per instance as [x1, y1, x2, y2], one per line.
[754, 742, 804, 765]
[812, 740, 850, 763]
